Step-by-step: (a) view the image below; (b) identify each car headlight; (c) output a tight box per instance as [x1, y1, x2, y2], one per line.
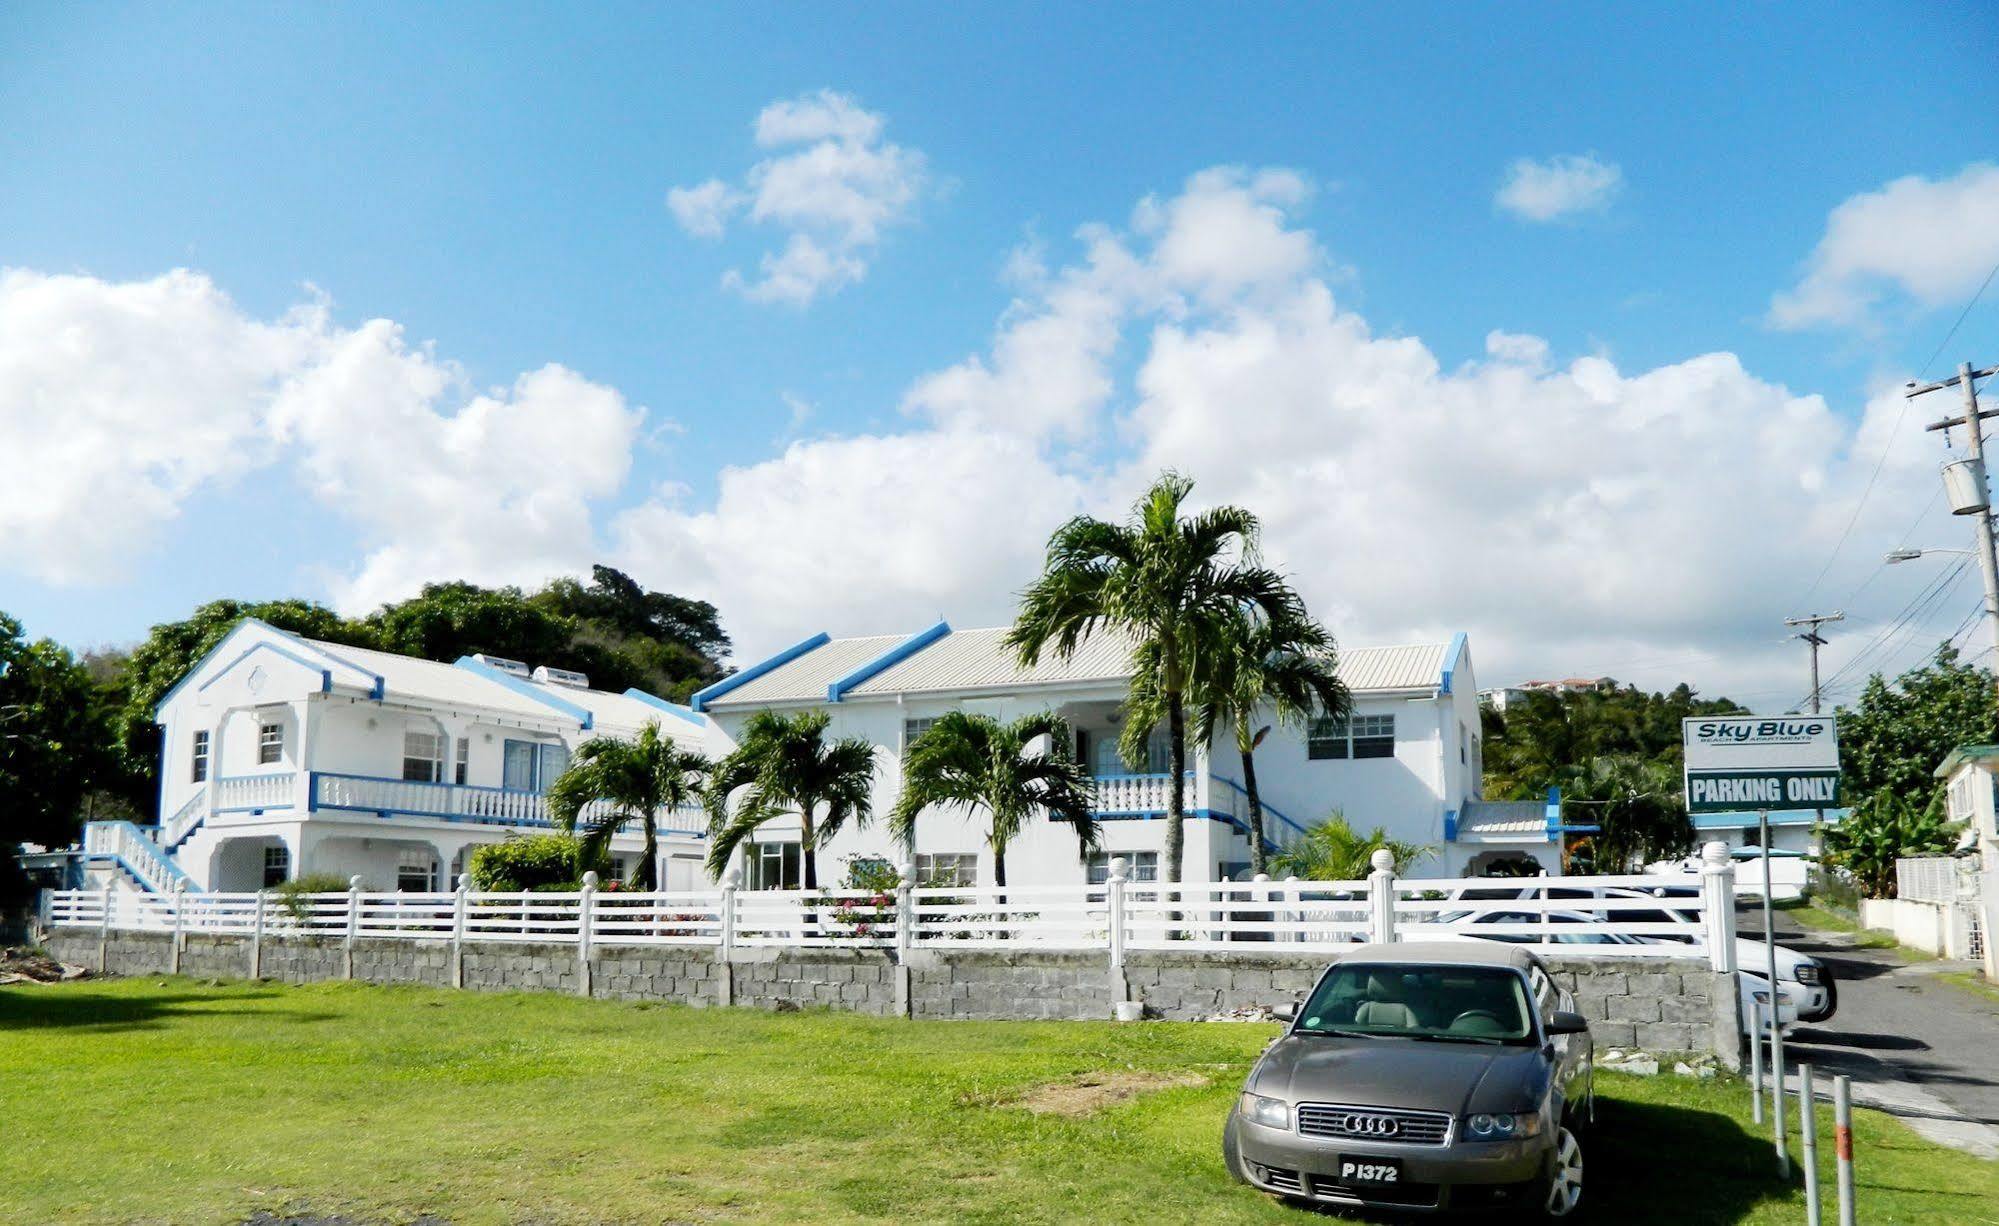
[1466, 1112, 1543, 1140]
[1794, 964, 1822, 986]
[1239, 1092, 1292, 1130]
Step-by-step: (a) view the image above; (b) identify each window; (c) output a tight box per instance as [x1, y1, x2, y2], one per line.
[1294, 963, 1534, 1044]
[915, 852, 978, 887]
[397, 848, 438, 893]
[190, 731, 210, 783]
[1086, 851, 1159, 884]
[903, 716, 937, 746]
[261, 845, 290, 888]
[258, 721, 284, 765]
[1459, 721, 1468, 765]
[454, 737, 469, 786]
[1308, 713, 1396, 760]
[503, 739, 571, 791]
[403, 730, 444, 783]
[1093, 727, 1169, 776]
[746, 841, 803, 890]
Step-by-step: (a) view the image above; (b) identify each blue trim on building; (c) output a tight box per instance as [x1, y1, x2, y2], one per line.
[1544, 786, 1563, 840]
[153, 618, 384, 718]
[1439, 631, 1469, 695]
[1443, 809, 1459, 841]
[454, 657, 593, 729]
[257, 620, 385, 699]
[622, 688, 707, 727]
[1207, 774, 1312, 839]
[1692, 808, 1847, 829]
[689, 632, 831, 712]
[194, 642, 333, 697]
[827, 620, 951, 703]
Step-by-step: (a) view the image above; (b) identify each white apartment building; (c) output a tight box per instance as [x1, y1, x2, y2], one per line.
[692, 622, 1567, 887]
[80, 618, 717, 895]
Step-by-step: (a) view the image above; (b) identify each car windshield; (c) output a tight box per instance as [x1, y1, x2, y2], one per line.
[1294, 963, 1536, 1044]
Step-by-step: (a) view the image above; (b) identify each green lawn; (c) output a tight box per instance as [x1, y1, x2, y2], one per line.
[1773, 899, 1899, 948]
[2, 978, 1993, 1225]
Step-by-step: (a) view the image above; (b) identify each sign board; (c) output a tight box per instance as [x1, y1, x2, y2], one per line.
[1682, 715, 1840, 813]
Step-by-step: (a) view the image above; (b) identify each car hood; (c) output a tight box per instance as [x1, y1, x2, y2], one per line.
[1737, 939, 1812, 976]
[1252, 1035, 1548, 1116]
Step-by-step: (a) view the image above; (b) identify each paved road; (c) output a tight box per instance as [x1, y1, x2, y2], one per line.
[1749, 902, 1999, 1156]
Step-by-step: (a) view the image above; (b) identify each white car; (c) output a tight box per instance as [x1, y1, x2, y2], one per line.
[1445, 883, 1835, 1024]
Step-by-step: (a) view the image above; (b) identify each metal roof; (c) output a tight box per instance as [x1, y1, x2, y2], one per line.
[301, 639, 576, 724]
[1454, 800, 1550, 840]
[700, 634, 910, 707]
[846, 625, 1140, 697]
[1337, 641, 1453, 692]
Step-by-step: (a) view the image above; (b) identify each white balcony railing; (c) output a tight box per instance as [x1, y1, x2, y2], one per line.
[1090, 772, 1194, 815]
[213, 771, 297, 813]
[310, 772, 706, 836]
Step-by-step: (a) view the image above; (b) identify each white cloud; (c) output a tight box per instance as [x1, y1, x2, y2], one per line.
[1770, 162, 1999, 330]
[0, 268, 640, 609]
[668, 90, 927, 306]
[1495, 153, 1623, 222]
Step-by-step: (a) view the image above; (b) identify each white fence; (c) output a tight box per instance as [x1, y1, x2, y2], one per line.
[44, 847, 1742, 969]
[1895, 856, 1971, 905]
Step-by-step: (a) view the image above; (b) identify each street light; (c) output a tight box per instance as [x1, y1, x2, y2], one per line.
[1885, 547, 1973, 563]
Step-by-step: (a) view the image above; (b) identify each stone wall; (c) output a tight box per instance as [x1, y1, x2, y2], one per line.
[40, 925, 1737, 1060]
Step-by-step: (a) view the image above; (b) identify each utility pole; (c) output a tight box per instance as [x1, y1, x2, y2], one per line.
[1911, 361, 1999, 666]
[1784, 613, 1845, 714]
[1909, 360, 1999, 987]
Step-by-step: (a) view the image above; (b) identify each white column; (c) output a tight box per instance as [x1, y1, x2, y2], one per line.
[1367, 849, 1397, 945]
[1700, 841, 1739, 973]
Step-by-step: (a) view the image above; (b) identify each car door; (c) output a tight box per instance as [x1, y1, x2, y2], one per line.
[1528, 962, 1588, 1119]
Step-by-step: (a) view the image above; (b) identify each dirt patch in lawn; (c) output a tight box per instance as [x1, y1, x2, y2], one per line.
[0, 947, 88, 985]
[1010, 1070, 1209, 1116]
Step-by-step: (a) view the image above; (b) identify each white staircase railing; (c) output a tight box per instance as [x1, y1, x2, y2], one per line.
[83, 820, 198, 894]
[160, 788, 207, 850]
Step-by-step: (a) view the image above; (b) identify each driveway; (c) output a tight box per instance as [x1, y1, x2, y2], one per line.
[1749, 901, 1999, 1157]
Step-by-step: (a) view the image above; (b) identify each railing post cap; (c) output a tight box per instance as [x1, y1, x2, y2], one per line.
[721, 867, 742, 888]
[1108, 856, 1128, 879]
[581, 870, 599, 887]
[1252, 872, 1271, 883]
[456, 873, 471, 890]
[1700, 840, 1732, 868]
[1369, 848, 1396, 873]
[348, 875, 364, 889]
[898, 860, 917, 886]
[1284, 875, 1300, 883]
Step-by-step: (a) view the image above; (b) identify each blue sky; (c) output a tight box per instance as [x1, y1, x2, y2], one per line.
[3, 3, 1997, 708]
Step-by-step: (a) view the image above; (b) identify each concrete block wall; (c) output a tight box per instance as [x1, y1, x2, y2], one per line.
[40, 926, 1736, 1059]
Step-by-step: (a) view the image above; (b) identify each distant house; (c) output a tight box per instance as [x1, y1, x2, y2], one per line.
[1480, 676, 1610, 712]
[693, 623, 1569, 884]
[78, 619, 717, 895]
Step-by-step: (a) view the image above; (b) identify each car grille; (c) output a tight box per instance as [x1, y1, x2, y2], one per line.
[1295, 1103, 1453, 1146]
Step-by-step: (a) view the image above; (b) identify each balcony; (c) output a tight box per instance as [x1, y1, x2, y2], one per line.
[1089, 771, 1311, 851]
[1090, 772, 1195, 816]
[309, 771, 706, 836]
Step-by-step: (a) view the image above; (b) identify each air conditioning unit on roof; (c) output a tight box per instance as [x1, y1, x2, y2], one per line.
[533, 665, 591, 689]
[471, 653, 531, 678]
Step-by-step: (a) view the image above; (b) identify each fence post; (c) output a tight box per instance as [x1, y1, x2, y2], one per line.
[1367, 849, 1397, 945]
[98, 882, 113, 974]
[1833, 1074, 1855, 1226]
[576, 871, 597, 998]
[1283, 875, 1301, 945]
[1700, 840, 1738, 972]
[1801, 1063, 1822, 1226]
[170, 879, 187, 975]
[34, 888, 52, 943]
[895, 860, 916, 1019]
[717, 868, 739, 1007]
[452, 874, 469, 989]
[251, 889, 267, 979]
[1108, 858, 1129, 969]
[344, 875, 362, 980]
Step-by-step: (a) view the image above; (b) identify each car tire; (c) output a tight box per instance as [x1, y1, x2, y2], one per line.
[1221, 1115, 1250, 1185]
[1538, 1124, 1585, 1218]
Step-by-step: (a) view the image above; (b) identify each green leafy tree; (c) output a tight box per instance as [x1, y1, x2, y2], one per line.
[1008, 472, 1299, 885]
[1835, 644, 1999, 810]
[1272, 814, 1432, 881]
[1560, 755, 1692, 870]
[888, 711, 1100, 890]
[1822, 788, 1964, 898]
[704, 710, 877, 889]
[1481, 680, 1740, 800]
[1177, 607, 1349, 877]
[468, 834, 597, 892]
[1, 613, 119, 903]
[546, 722, 711, 888]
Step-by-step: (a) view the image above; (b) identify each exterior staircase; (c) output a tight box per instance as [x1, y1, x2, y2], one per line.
[81, 820, 199, 895]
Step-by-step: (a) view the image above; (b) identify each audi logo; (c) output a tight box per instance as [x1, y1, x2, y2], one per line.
[1340, 1114, 1401, 1137]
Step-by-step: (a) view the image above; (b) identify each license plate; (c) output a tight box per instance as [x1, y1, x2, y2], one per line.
[1337, 1156, 1402, 1185]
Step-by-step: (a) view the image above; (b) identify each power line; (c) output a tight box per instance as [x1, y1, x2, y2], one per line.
[1915, 258, 1999, 381]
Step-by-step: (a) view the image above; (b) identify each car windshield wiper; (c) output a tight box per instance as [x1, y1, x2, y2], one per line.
[1408, 1032, 1510, 1046]
[1297, 1027, 1390, 1040]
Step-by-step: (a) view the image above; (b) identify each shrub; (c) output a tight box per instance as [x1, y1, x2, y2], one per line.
[1821, 788, 1964, 898]
[274, 872, 356, 923]
[469, 834, 602, 892]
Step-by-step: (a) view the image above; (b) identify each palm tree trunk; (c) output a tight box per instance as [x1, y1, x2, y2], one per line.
[640, 818, 659, 890]
[1241, 745, 1267, 877]
[1165, 692, 1187, 882]
[992, 837, 1008, 942]
[800, 800, 818, 891]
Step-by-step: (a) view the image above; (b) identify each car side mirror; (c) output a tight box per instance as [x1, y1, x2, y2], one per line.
[1271, 1002, 1298, 1024]
[1546, 1011, 1589, 1037]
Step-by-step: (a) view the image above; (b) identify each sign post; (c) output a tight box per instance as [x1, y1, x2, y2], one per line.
[1684, 714, 1841, 1181]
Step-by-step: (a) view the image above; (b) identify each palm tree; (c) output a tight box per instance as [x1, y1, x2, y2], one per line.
[888, 711, 1100, 890]
[1007, 471, 1299, 885]
[704, 709, 878, 889]
[1272, 814, 1433, 881]
[546, 721, 710, 889]
[1180, 606, 1349, 877]
[1560, 755, 1691, 870]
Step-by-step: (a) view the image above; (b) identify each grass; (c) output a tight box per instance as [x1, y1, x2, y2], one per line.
[1938, 970, 1999, 1006]
[1774, 899, 1900, 949]
[2, 978, 1994, 1225]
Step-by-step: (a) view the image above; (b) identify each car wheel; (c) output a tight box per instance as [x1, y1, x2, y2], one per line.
[1541, 1124, 1584, 1218]
[1221, 1114, 1250, 1185]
